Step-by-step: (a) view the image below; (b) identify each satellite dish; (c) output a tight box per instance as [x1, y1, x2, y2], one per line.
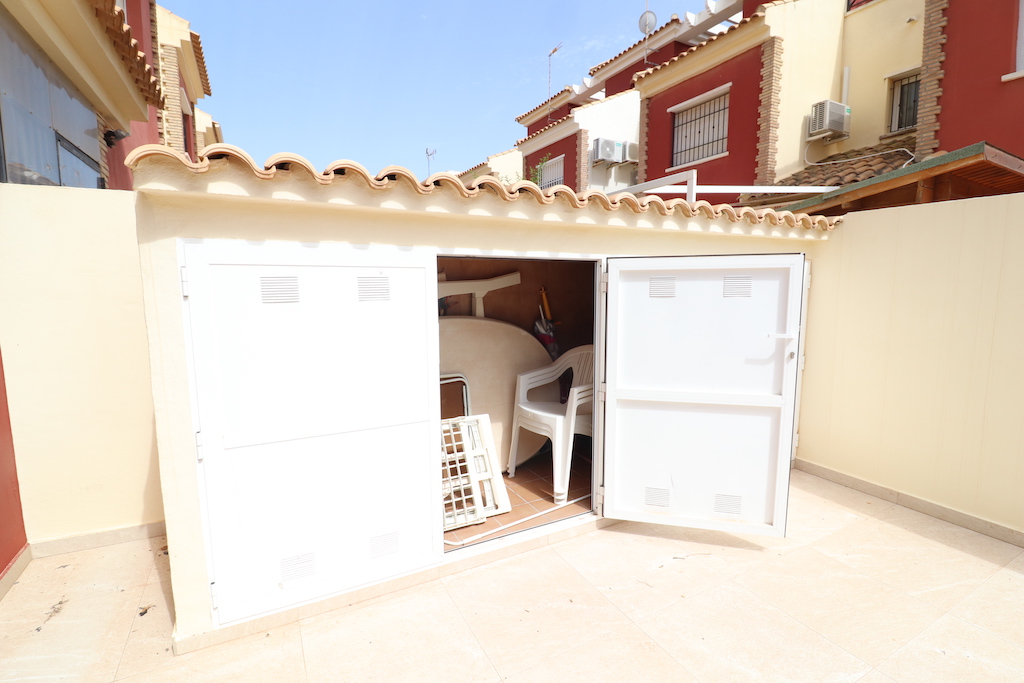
[639, 10, 657, 35]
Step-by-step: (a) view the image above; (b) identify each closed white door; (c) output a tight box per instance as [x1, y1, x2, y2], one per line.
[603, 254, 805, 536]
[181, 239, 442, 625]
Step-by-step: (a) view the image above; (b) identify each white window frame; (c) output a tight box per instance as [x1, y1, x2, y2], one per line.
[666, 83, 731, 170]
[538, 154, 565, 189]
[887, 71, 920, 133]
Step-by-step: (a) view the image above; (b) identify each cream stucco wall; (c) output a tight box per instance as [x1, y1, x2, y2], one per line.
[831, 0, 925, 154]
[0, 183, 161, 544]
[798, 194, 1024, 534]
[765, 0, 846, 180]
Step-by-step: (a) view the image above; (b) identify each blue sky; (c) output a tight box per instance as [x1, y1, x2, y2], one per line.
[161, 1, 711, 178]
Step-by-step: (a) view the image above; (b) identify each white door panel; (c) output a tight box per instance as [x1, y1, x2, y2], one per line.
[604, 254, 804, 537]
[181, 240, 442, 625]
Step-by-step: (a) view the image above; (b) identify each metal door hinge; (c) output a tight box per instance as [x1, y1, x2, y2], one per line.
[180, 266, 189, 298]
[195, 431, 203, 463]
[597, 382, 607, 401]
[600, 272, 609, 293]
[210, 582, 218, 610]
[594, 485, 605, 506]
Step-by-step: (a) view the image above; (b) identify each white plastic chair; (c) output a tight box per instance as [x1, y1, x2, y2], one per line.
[507, 345, 594, 504]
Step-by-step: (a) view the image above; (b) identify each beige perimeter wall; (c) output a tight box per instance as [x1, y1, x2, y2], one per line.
[798, 194, 1024, 533]
[0, 183, 161, 543]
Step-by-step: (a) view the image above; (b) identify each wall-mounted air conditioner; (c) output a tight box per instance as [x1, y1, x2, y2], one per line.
[593, 138, 625, 163]
[808, 100, 851, 138]
[624, 142, 640, 163]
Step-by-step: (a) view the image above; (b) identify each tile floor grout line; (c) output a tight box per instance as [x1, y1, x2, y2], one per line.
[945, 610, 1024, 655]
[437, 576, 504, 682]
[296, 616, 311, 683]
[110, 551, 160, 682]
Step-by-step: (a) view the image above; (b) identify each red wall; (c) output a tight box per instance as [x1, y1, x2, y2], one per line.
[106, 0, 161, 191]
[936, 0, 1024, 156]
[525, 133, 578, 190]
[644, 45, 763, 203]
[0, 347, 28, 579]
[526, 103, 577, 136]
[605, 42, 690, 96]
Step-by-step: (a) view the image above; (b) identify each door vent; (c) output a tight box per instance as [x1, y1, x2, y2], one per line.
[260, 276, 300, 304]
[369, 531, 400, 559]
[714, 494, 743, 515]
[644, 486, 671, 507]
[358, 276, 390, 302]
[723, 275, 752, 297]
[649, 276, 677, 298]
[280, 552, 316, 582]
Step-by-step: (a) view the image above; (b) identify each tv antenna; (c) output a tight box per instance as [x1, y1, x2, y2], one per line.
[547, 42, 562, 101]
[425, 148, 436, 176]
[639, 5, 658, 65]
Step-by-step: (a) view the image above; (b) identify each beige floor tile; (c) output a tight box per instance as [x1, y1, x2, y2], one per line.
[788, 470, 895, 519]
[300, 580, 499, 682]
[734, 546, 943, 665]
[638, 581, 871, 683]
[117, 622, 307, 683]
[505, 620, 698, 682]
[854, 671, 898, 682]
[876, 614, 1024, 683]
[441, 546, 632, 678]
[810, 509, 1020, 611]
[553, 523, 727, 621]
[641, 523, 792, 578]
[949, 550, 1024, 649]
[0, 538, 159, 683]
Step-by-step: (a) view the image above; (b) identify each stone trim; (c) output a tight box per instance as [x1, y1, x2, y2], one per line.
[576, 129, 590, 191]
[915, 0, 949, 160]
[755, 36, 784, 185]
[637, 97, 650, 183]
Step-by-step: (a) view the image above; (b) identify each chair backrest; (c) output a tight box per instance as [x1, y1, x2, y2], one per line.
[560, 345, 594, 388]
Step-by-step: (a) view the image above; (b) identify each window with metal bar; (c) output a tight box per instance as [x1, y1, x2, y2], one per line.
[671, 92, 729, 168]
[889, 73, 920, 133]
[538, 155, 564, 189]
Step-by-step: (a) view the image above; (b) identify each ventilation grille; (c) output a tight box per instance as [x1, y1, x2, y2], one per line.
[714, 494, 743, 515]
[280, 552, 315, 582]
[358, 276, 390, 302]
[369, 531, 400, 559]
[261, 276, 299, 304]
[645, 486, 671, 507]
[723, 275, 752, 298]
[649, 276, 677, 298]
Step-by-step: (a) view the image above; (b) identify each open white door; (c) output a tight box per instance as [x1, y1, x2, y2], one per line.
[181, 240, 442, 625]
[603, 254, 805, 537]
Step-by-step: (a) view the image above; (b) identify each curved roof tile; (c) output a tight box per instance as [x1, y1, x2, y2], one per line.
[87, 0, 162, 107]
[125, 144, 839, 231]
[633, 13, 764, 84]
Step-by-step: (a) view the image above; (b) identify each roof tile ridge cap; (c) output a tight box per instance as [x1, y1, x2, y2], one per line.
[507, 180, 551, 204]
[321, 160, 387, 189]
[632, 13, 764, 84]
[516, 86, 574, 122]
[264, 152, 331, 184]
[426, 171, 475, 198]
[546, 185, 587, 208]
[577, 188, 618, 211]
[588, 17, 682, 76]
[198, 144, 273, 179]
[375, 165, 430, 194]
[640, 194, 674, 216]
[468, 175, 517, 201]
[125, 143, 205, 172]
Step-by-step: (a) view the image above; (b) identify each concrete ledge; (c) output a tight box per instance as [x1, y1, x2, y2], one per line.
[0, 543, 32, 602]
[30, 521, 167, 558]
[172, 514, 615, 656]
[794, 459, 1024, 549]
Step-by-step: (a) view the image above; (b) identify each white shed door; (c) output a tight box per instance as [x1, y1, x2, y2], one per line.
[603, 254, 805, 537]
[181, 240, 442, 625]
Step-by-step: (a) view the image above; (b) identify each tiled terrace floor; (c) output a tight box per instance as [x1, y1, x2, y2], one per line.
[2, 470, 1023, 682]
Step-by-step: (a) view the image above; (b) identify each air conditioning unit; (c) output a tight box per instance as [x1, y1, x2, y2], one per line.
[624, 142, 640, 163]
[808, 99, 851, 138]
[593, 138, 625, 163]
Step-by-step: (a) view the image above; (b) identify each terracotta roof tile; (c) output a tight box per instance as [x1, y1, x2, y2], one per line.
[190, 31, 211, 97]
[774, 134, 917, 188]
[633, 13, 764, 84]
[588, 16, 684, 76]
[516, 113, 572, 146]
[125, 143, 839, 231]
[516, 86, 575, 123]
[86, 0, 162, 107]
